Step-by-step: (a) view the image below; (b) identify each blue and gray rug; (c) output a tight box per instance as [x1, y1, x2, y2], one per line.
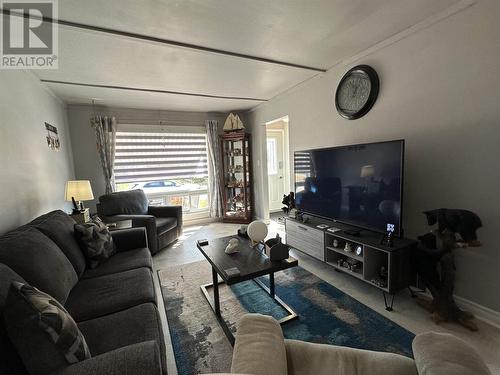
[159, 261, 414, 375]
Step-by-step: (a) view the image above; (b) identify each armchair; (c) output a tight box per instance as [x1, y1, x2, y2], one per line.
[97, 190, 182, 254]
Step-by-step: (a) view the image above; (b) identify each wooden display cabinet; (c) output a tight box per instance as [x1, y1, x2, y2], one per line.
[220, 131, 252, 223]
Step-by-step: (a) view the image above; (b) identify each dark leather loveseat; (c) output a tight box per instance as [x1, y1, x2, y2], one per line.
[0, 210, 166, 375]
[97, 189, 183, 254]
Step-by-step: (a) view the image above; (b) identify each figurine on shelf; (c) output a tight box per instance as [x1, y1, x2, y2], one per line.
[228, 165, 243, 174]
[337, 258, 361, 272]
[227, 175, 238, 187]
[232, 193, 244, 205]
[344, 242, 353, 253]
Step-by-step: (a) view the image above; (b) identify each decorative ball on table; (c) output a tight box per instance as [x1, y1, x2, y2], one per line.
[247, 220, 268, 247]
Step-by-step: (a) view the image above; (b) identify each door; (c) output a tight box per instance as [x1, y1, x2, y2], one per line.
[267, 130, 285, 211]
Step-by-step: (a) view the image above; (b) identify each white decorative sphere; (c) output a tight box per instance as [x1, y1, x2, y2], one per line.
[247, 221, 268, 246]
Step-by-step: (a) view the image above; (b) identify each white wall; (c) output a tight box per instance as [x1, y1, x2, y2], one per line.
[66, 105, 229, 211]
[0, 71, 75, 233]
[247, 0, 500, 312]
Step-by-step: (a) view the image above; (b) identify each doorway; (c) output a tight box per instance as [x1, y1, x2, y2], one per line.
[265, 116, 290, 215]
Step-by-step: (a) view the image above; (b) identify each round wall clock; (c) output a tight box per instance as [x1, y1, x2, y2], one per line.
[335, 65, 379, 120]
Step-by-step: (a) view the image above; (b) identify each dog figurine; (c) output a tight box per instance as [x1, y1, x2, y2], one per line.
[414, 209, 482, 331]
[423, 208, 482, 246]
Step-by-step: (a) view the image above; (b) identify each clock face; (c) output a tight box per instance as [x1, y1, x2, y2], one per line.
[335, 65, 379, 120]
[337, 73, 371, 114]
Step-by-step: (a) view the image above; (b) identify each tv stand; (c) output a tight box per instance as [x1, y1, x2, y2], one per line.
[285, 217, 416, 311]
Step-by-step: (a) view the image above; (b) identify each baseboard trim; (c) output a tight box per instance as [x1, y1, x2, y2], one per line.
[454, 295, 500, 329]
[413, 289, 500, 329]
[184, 217, 219, 226]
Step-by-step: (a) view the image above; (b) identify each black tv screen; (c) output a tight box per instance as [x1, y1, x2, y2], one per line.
[294, 140, 404, 235]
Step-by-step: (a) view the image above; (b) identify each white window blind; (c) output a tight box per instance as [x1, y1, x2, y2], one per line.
[294, 151, 311, 175]
[114, 129, 208, 184]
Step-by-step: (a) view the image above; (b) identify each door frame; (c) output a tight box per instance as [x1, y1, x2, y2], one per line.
[265, 116, 290, 214]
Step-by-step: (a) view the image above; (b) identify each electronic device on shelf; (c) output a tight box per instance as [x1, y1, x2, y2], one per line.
[380, 223, 395, 247]
[344, 229, 361, 236]
[294, 139, 404, 236]
[355, 245, 363, 256]
[326, 227, 342, 233]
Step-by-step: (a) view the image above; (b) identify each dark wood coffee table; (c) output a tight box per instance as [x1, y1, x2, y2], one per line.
[197, 235, 299, 345]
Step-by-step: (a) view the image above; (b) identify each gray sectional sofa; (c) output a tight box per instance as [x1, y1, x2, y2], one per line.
[227, 314, 492, 375]
[0, 210, 166, 375]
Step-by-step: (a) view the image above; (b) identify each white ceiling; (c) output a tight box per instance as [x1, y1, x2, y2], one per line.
[30, 0, 461, 112]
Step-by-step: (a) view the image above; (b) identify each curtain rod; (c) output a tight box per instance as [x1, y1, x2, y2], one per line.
[117, 119, 212, 125]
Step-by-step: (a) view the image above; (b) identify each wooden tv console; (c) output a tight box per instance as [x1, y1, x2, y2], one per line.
[285, 217, 416, 311]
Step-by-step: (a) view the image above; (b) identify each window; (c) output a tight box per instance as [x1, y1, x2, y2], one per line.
[294, 151, 311, 193]
[114, 127, 209, 214]
[267, 138, 278, 175]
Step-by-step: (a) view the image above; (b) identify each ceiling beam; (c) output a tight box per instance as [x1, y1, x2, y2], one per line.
[1, 9, 327, 73]
[40, 80, 268, 102]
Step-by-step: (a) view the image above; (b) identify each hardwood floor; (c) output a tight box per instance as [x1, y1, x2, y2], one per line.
[153, 221, 500, 375]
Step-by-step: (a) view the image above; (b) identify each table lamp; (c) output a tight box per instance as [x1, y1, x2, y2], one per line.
[360, 165, 375, 178]
[65, 180, 94, 214]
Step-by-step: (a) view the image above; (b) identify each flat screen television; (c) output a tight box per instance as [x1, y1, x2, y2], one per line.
[294, 140, 404, 236]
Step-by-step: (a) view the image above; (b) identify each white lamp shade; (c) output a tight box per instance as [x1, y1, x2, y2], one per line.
[360, 165, 375, 178]
[65, 180, 94, 202]
[247, 221, 268, 246]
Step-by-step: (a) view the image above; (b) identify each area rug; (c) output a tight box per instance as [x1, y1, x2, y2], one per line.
[159, 261, 415, 375]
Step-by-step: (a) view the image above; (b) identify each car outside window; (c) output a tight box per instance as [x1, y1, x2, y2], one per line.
[144, 182, 163, 188]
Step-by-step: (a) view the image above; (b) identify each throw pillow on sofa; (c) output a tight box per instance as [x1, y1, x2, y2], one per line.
[74, 218, 116, 269]
[3, 281, 91, 375]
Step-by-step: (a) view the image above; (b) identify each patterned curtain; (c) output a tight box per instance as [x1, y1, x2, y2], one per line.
[91, 116, 117, 194]
[205, 120, 223, 218]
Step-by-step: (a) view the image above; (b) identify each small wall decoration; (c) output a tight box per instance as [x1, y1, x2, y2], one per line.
[45, 122, 60, 151]
[335, 65, 379, 120]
